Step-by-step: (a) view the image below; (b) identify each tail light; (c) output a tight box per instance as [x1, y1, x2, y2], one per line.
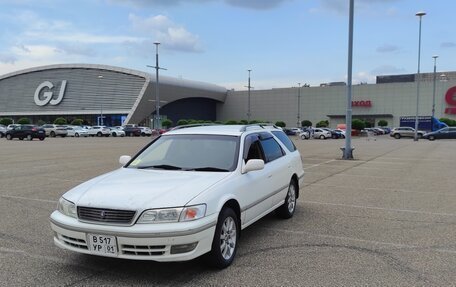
[32, 128, 37, 131]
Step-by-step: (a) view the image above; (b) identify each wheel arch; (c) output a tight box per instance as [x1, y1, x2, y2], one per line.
[219, 199, 241, 236]
[291, 174, 299, 199]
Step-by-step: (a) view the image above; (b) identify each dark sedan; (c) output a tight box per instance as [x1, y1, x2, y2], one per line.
[123, 126, 142, 137]
[423, 127, 456, 141]
[6, 125, 45, 141]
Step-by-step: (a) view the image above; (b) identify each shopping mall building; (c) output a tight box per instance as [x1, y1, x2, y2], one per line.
[1, 63, 455, 128]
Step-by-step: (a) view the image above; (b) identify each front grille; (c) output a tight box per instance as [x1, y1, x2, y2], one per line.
[77, 206, 136, 224]
[61, 235, 88, 250]
[121, 244, 167, 256]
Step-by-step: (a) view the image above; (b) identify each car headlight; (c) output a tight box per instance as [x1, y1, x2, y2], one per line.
[57, 197, 77, 218]
[137, 204, 206, 224]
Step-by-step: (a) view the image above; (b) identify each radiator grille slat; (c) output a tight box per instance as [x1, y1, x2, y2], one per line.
[77, 206, 136, 224]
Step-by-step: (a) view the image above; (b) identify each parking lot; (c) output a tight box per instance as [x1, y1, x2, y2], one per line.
[1, 135, 455, 286]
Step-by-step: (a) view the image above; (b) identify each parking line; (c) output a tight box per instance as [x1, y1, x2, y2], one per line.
[304, 159, 337, 170]
[1, 195, 57, 203]
[262, 227, 456, 255]
[308, 183, 441, 195]
[303, 200, 456, 217]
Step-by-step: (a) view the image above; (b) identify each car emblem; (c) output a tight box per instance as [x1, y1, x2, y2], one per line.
[100, 211, 106, 219]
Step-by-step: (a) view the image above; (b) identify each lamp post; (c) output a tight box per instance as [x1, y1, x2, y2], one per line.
[440, 73, 448, 116]
[247, 69, 252, 122]
[414, 11, 426, 141]
[297, 83, 301, 127]
[432, 55, 438, 119]
[147, 42, 166, 130]
[98, 75, 104, 126]
[343, 0, 354, 160]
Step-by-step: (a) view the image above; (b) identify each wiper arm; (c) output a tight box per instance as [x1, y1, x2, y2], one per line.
[190, 167, 230, 172]
[137, 164, 183, 170]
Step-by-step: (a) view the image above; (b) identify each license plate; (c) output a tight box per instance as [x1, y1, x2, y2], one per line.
[87, 234, 118, 257]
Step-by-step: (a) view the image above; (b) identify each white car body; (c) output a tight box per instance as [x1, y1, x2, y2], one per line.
[66, 127, 89, 137]
[312, 128, 331, 139]
[138, 127, 152, 136]
[50, 125, 304, 267]
[109, 127, 126, 137]
[0, 124, 6, 137]
[88, 126, 111, 137]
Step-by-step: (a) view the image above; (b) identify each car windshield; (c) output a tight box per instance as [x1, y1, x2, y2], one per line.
[128, 134, 240, 172]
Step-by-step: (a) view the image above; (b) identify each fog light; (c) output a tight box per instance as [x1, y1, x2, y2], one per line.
[170, 242, 198, 254]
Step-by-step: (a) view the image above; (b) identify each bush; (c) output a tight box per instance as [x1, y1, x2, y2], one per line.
[316, 120, 329, 128]
[249, 120, 264, 124]
[54, 117, 67, 125]
[162, 119, 173, 128]
[0, 118, 13, 126]
[352, 119, 366, 130]
[275, 121, 286, 127]
[71, 119, 84, 126]
[378, 120, 388, 127]
[177, 119, 189, 126]
[439, 118, 456, 126]
[17, 118, 31, 125]
[239, 120, 249, 125]
[301, 120, 312, 127]
[225, 120, 238, 125]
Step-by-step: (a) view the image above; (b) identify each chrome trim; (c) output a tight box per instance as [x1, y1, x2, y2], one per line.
[50, 217, 216, 238]
[241, 183, 288, 212]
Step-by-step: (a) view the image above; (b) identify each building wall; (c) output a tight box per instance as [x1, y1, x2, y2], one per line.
[218, 79, 456, 128]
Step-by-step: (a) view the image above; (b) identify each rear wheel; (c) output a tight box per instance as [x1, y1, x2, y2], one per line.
[207, 208, 239, 269]
[394, 133, 401, 139]
[429, 135, 435, 141]
[112, 132, 117, 137]
[6, 134, 12, 140]
[39, 137, 44, 141]
[50, 131, 56, 137]
[276, 179, 297, 219]
[320, 135, 324, 139]
[75, 133, 79, 137]
[97, 132, 102, 137]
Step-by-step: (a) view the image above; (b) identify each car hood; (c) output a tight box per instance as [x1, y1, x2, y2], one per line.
[63, 168, 230, 211]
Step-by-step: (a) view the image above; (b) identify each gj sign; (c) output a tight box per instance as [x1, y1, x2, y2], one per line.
[34, 80, 67, 106]
[444, 86, 456, 114]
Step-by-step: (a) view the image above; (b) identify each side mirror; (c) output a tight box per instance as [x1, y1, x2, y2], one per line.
[242, 159, 265, 174]
[119, 155, 132, 166]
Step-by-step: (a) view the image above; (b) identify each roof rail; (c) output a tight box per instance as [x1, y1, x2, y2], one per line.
[239, 123, 280, 132]
[169, 123, 220, 131]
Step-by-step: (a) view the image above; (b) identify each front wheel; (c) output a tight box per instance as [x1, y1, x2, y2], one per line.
[27, 134, 32, 141]
[75, 133, 79, 137]
[276, 179, 298, 219]
[429, 135, 435, 141]
[6, 134, 12, 140]
[207, 208, 239, 269]
[394, 133, 401, 139]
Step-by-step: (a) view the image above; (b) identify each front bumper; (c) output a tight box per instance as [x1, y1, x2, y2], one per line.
[50, 210, 217, 261]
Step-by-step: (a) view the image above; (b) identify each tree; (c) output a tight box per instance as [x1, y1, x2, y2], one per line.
[378, 120, 388, 127]
[0, 118, 13, 126]
[316, 120, 328, 128]
[301, 120, 312, 127]
[54, 117, 67, 125]
[17, 117, 31, 125]
[177, 119, 188, 126]
[225, 120, 238, 125]
[71, 119, 84, 126]
[352, 119, 366, 130]
[162, 119, 173, 128]
[239, 120, 249, 125]
[275, 121, 286, 127]
[439, 118, 456, 127]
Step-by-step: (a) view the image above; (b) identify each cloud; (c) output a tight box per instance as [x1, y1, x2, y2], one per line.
[110, 0, 289, 10]
[371, 65, 405, 76]
[128, 14, 202, 53]
[0, 53, 17, 64]
[376, 44, 400, 53]
[224, 0, 290, 10]
[441, 42, 456, 48]
[317, 0, 403, 14]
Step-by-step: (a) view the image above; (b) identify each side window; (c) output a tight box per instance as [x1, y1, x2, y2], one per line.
[260, 137, 285, 163]
[271, 130, 296, 152]
[243, 134, 264, 162]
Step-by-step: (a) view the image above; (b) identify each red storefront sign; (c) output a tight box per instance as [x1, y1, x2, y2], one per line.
[445, 86, 456, 114]
[352, 100, 372, 107]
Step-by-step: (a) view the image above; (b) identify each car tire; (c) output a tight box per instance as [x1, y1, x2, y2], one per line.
[394, 134, 401, 139]
[418, 133, 423, 139]
[50, 131, 56, 137]
[207, 207, 239, 269]
[39, 137, 44, 141]
[112, 132, 117, 137]
[141, 132, 146, 137]
[19, 137, 23, 140]
[6, 134, 12, 140]
[429, 135, 435, 141]
[276, 179, 298, 219]
[0, 133, 4, 138]
[97, 132, 102, 137]
[75, 133, 79, 137]
[27, 134, 32, 141]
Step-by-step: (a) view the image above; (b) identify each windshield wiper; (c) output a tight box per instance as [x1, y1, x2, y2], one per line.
[137, 164, 183, 170]
[190, 167, 230, 172]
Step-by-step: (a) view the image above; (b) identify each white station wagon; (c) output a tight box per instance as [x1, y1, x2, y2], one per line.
[50, 124, 304, 268]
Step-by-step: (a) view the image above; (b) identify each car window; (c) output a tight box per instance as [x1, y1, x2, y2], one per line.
[245, 140, 264, 162]
[260, 137, 285, 163]
[271, 130, 296, 152]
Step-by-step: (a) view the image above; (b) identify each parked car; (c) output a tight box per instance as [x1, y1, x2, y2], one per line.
[138, 126, 152, 136]
[5, 125, 45, 141]
[66, 126, 89, 137]
[422, 127, 456, 140]
[313, 128, 331, 139]
[88, 126, 111, 137]
[41, 124, 68, 137]
[0, 124, 6, 138]
[7, 124, 21, 130]
[109, 127, 126, 137]
[334, 129, 346, 138]
[390, 127, 425, 139]
[50, 124, 304, 268]
[322, 128, 344, 139]
[299, 130, 310, 140]
[123, 126, 142, 137]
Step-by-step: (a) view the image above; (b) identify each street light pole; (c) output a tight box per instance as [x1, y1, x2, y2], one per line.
[147, 42, 166, 130]
[432, 55, 438, 119]
[297, 83, 301, 127]
[98, 75, 104, 126]
[343, 0, 354, 160]
[247, 69, 252, 122]
[414, 11, 426, 141]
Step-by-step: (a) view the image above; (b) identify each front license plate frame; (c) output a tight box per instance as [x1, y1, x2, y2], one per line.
[87, 234, 118, 257]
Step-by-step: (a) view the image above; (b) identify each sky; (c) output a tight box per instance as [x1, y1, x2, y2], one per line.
[0, 0, 455, 90]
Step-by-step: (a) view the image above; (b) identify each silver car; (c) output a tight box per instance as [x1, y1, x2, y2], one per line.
[390, 127, 425, 139]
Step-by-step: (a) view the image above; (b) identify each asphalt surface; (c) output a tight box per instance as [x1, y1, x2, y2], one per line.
[0, 135, 455, 286]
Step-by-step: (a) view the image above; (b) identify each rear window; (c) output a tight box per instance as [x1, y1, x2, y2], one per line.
[271, 130, 296, 152]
